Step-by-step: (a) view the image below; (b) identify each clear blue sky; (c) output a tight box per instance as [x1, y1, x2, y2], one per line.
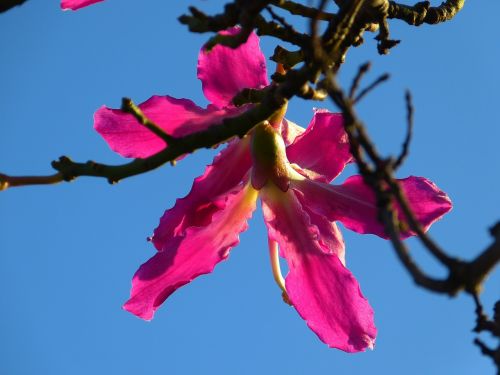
[0, 1, 499, 374]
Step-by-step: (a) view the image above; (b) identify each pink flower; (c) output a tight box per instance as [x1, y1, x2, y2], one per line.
[61, 0, 104, 11]
[94, 29, 452, 352]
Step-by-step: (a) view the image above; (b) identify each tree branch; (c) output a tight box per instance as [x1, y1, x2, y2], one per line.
[270, 0, 334, 21]
[393, 90, 414, 170]
[121, 98, 175, 144]
[325, 66, 500, 298]
[388, 0, 465, 26]
[0, 99, 280, 187]
[0, 0, 27, 13]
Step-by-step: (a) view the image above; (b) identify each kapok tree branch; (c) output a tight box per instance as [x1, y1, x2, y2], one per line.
[325, 67, 500, 298]
[326, 73, 500, 375]
[379, 198, 454, 293]
[180, 4, 310, 50]
[353, 72, 390, 103]
[270, 0, 334, 21]
[0, 97, 281, 188]
[179, 0, 273, 50]
[0, 0, 27, 13]
[393, 91, 414, 170]
[0, 172, 64, 190]
[5, 0, 376, 191]
[388, 0, 465, 26]
[255, 15, 310, 47]
[473, 295, 500, 368]
[2, 0, 373, 191]
[121, 98, 175, 144]
[0, 58, 320, 190]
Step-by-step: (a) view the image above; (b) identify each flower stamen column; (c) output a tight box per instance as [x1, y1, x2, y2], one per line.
[268, 238, 292, 305]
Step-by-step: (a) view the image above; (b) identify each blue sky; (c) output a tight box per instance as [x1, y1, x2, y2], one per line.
[0, 1, 499, 374]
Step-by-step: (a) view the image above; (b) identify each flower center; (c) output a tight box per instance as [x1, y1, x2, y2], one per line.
[250, 121, 292, 192]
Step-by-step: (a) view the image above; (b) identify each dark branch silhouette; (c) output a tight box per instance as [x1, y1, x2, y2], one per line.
[0, 0, 27, 13]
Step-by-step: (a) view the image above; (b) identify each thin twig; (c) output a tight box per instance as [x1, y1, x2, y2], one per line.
[265, 5, 295, 33]
[379, 196, 453, 292]
[0, 173, 63, 190]
[270, 0, 334, 20]
[121, 98, 175, 144]
[349, 62, 371, 99]
[387, 179, 460, 268]
[353, 73, 390, 103]
[394, 90, 414, 169]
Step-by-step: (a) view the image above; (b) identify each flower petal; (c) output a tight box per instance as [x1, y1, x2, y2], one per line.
[61, 0, 103, 10]
[287, 110, 351, 182]
[94, 95, 243, 158]
[124, 183, 258, 320]
[152, 138, 252, 251]
[197, 28, 269, 108]
[280, 118, 304, 146]
[294, 189, 346, 265]
[261, 186, 376, 352]
[294, 175, 452, 239]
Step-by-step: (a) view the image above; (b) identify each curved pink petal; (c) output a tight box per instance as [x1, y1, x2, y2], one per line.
[287, 110, 352, 182]
[94, 95, 243, 159]
[294, 175, 452, 239]
[124, 183, 258, 320]
[152, 138, 252, 251]
[261, 187, 376, 352]
[280, 118, 304, 146]
[198, 28, 269, 108]
[61, 0, 104, 10]
[294, 189, 346, 265]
